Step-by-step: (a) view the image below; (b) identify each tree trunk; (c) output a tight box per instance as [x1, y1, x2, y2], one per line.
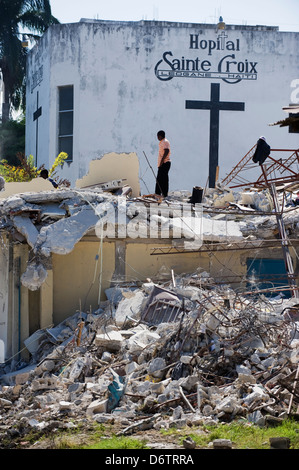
[2, 102, 10, 123]
[1, 77, 10, 123]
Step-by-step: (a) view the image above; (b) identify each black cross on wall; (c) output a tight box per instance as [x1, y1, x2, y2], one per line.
[186, 83, 245, 188]
[33, 91, 42, 166]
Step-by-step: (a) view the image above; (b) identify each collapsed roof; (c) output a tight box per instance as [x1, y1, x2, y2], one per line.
[0, 176, 299, 292]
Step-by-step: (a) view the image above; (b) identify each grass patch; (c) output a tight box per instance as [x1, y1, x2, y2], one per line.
[164, 419, 299, 449]
[81, 436, 149, 450]
[18, 418, 299, 450]
[48, 423, 149, 450]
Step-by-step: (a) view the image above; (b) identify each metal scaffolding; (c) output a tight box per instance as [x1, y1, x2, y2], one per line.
[268, 181, 299, 298]
[150, 238, 299, 255]
[221, 147, 299, 189]
[150, 145, 299, 298]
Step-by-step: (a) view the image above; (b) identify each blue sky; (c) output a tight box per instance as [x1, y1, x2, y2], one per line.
[49, 0, 299, 31]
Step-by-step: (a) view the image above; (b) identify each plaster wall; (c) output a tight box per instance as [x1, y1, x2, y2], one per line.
[52, 240, 115, 324]
[125, 241, 210, 281]
[125, 242, 298, 292]
[14, 245, 30, 359]
[25, 20, 299, 192]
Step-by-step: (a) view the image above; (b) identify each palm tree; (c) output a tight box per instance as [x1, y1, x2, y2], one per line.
[0, 0, 59, 122]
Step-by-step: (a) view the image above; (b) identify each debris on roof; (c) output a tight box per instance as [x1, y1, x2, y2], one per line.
[1, 181, 299, 292]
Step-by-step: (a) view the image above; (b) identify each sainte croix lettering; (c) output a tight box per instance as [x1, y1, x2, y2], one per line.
[154, 32, 258, 84]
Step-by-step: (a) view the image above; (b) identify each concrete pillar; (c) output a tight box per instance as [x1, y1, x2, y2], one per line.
[19, 246, 30, 361]
[0, 235, 9, 362]
[10, 244, 30, 361]
[40, 269, 53, 329]
[111, 241, 126, 285]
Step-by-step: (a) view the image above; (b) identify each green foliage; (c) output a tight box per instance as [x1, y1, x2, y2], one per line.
[0, 118, 25, 165]
[45, 419, 299, 449]
[167, 419, 299, 449]
[8, 418, 299, 449]
[41, 423, 148, 450]
[0, 1, 59, 120]
[48, 152, 68, 177]
[0, 151, 70, 186]
[81, 436, 149, 450]
[0, 154, 37, 182]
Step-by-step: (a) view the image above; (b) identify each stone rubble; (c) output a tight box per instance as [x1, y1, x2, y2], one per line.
[1, 183, 299, 291]
[1, 182, 299, 446]
[0, 270, 299, 445]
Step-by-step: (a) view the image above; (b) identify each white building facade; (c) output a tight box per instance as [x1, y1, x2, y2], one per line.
[25, 19, 299, 192]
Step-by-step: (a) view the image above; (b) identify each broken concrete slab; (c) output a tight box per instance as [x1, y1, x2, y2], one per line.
[213, 439, 233, 449]
[269, 437, 290, 449]
[95, 330, 125, 352]
[148, 357, 167, 379]
[86, 398, 108, 416]
[11, 215, 39, 248]
[35, 205, 100, 257]
[114, 290, 147, 327]
[0, 195, 25, 211]
[21, 263, 48, 291]
[31, 377, 58, 391]
[23, 330, 46, 355]
[126, 329, 161, 356]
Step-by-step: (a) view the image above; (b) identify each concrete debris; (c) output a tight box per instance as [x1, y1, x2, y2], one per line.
[95, 329, 125, 352]
[269, 437, 290, 449]
[12, 215, 39, 248]
[1, 270, 299, 446]
[1, 183, 299, 291]
[183, 436, 196, 449]
[212, 438, 233, 449]
[21, 262, 48, 291]
[36, 205, 100, 257]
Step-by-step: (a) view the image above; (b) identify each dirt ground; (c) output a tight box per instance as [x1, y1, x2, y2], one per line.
[12, 420, 202, 450]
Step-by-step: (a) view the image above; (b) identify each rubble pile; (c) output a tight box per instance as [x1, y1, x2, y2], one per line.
[1, 272, 299, 444]
[1, 181, 299, 446]
[0, 182, 298, 297]
[1, 183, 299, 292]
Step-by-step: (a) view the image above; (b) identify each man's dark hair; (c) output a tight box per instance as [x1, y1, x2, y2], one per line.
[157, 130, 165, 139]
[40, 169, 49, 178]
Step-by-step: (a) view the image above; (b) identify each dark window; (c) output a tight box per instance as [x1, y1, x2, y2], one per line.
[288, 113, 299, 133]
[58, 86, 73, 161]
